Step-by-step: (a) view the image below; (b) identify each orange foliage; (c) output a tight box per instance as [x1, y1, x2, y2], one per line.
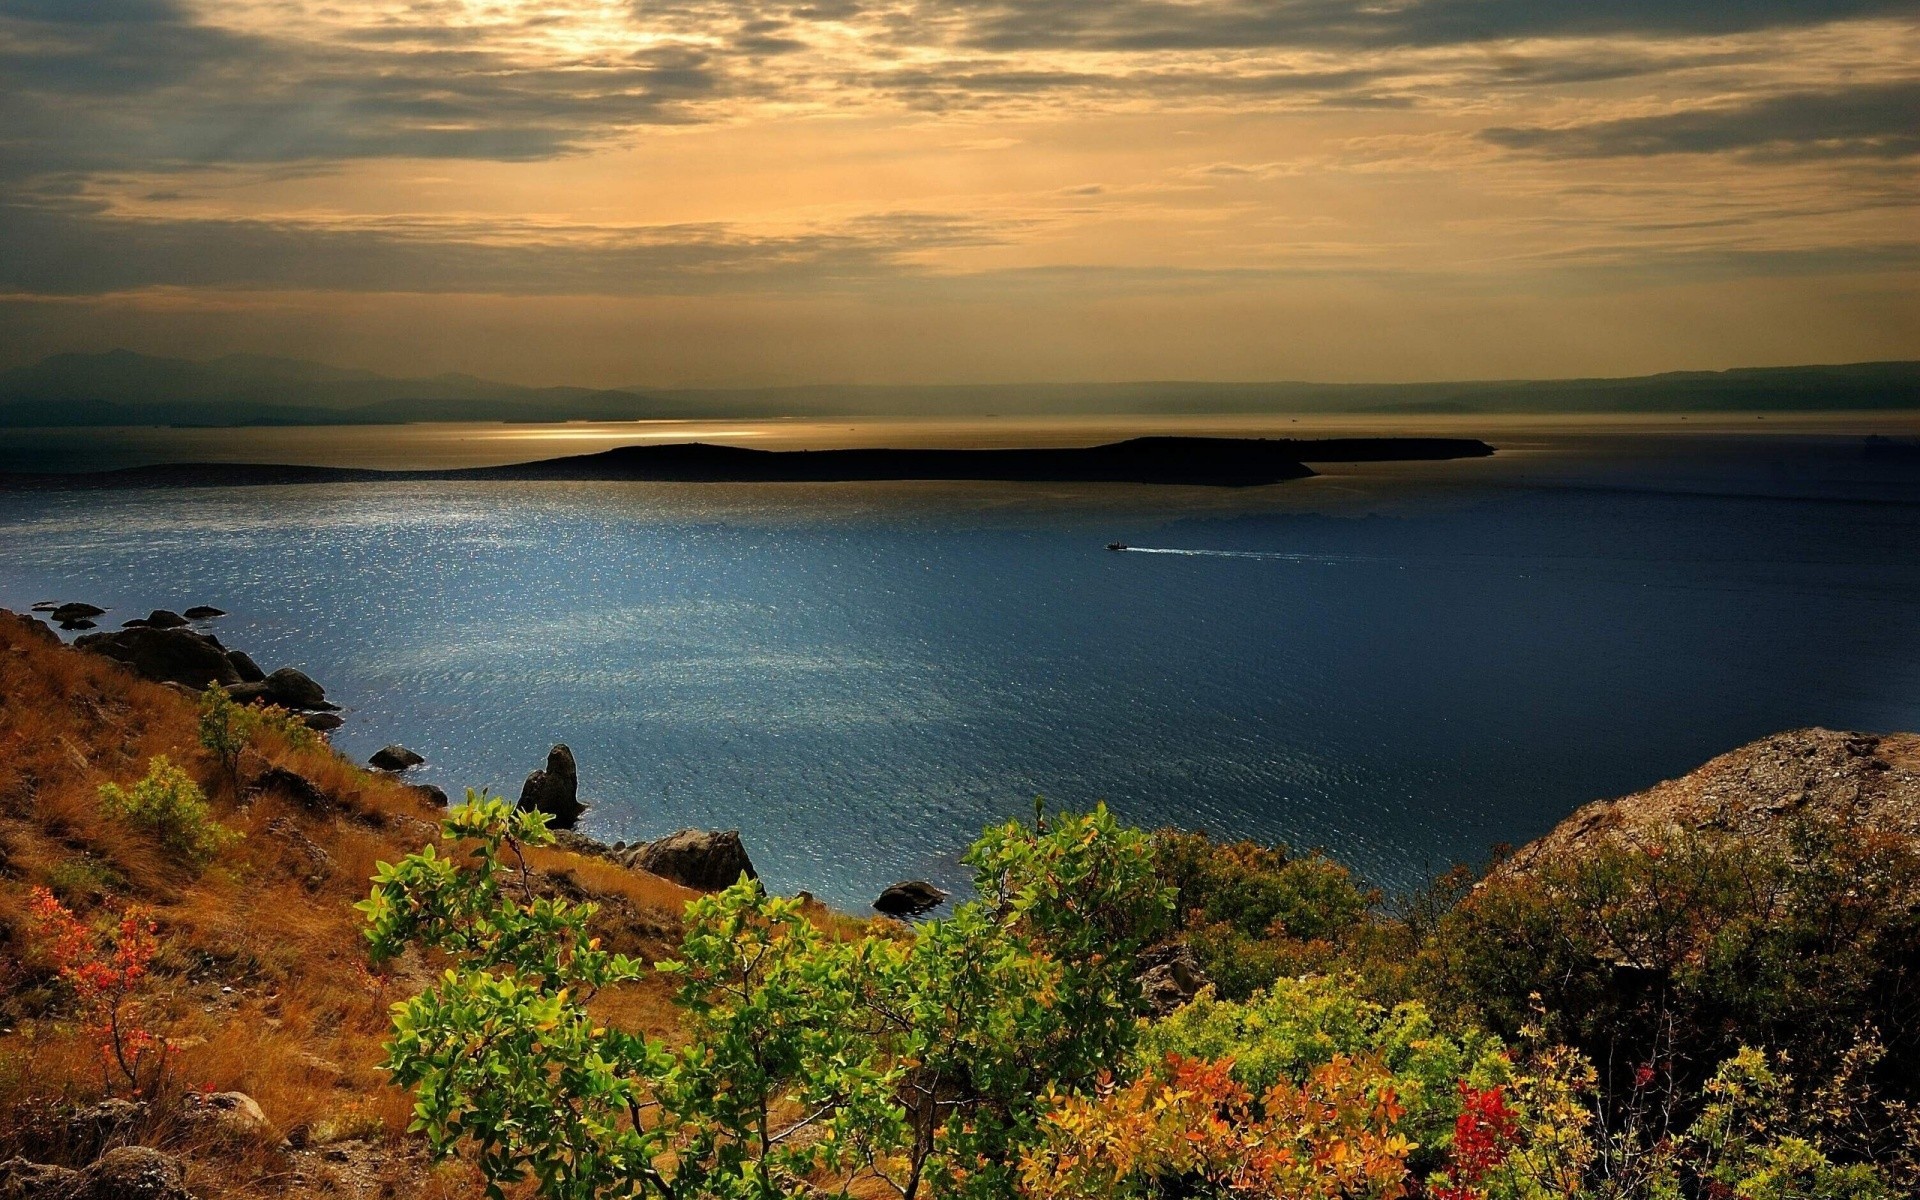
[1022, 1053, 1416, 1199]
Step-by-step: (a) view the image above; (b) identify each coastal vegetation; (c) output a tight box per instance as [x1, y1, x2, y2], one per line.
[1, 609, 1915, 1198]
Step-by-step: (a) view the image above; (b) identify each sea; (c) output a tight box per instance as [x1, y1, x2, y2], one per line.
[3, 412, 1917, 910]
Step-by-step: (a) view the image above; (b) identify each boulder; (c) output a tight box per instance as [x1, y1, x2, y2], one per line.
[1136, 942, 1208, 1017]
[627, 830, 756, 891]
[80, 1146, 192, 1200]
[30, 601, 58, 611]
[126, 610, 189, 630]
[179, 1091, 276, 1146]
[75, 627, 241, 690]
[872, 881, 948, 919]
[409, 783, 450, 808]
[225, 650, 265, 683]
[301, 712, 343, 733]
[230, 667, 334, 711]
[517, 744, 584, 829]
[251, 765, 332, 813]
[0, 1158, 81, 1200]
[262, 667, 329, 710]
[62, 1098, 148, 1161]
[182, 606, 225, 620]
[369, 745, 424, 771]
[60, 619, 98, 630]
[50, 603, 105, 623]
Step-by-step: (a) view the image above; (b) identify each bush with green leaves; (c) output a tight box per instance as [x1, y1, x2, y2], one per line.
[1151, 829, 1377, 999]
[1141, 974, 1512, 1178]
[360, 797, 1171, 1200]
[1421, 821, 1920, 1163]
[97, 755, 240, 869]
[198, 684, 314, 791]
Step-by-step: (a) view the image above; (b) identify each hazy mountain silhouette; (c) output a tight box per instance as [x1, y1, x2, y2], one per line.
[1, 350, 1913, 427]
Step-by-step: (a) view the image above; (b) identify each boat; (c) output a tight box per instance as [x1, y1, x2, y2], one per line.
[1106, 542, 1127, 551]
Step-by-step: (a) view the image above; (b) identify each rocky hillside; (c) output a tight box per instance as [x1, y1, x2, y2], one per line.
[1502, 727, 1920, 874]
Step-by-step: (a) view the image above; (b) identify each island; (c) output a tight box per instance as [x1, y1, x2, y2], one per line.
[0, 435, 1495, 490]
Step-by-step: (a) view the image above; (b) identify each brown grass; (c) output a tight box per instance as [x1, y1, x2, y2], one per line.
[0, 611, 699, 1198]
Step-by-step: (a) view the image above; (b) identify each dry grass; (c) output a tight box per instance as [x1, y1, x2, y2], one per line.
[0, 611, 701, 1198]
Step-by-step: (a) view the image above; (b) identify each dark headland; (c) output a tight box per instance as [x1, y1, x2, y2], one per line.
[0, 435, 1494, 490]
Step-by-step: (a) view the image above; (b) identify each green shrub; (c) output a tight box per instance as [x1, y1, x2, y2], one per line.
[361, 798, 1172, 1200]
[98, 755, 240, 868]
[44, 855, 125, 906]
[1152, 830, 1377, 999]
[1142, 974, 1512, 1175]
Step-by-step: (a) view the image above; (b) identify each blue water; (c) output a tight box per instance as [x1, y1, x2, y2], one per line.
[3, 430, 1917, 909]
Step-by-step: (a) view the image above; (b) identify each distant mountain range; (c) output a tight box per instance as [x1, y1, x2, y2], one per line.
[1, 350, 1914, 426]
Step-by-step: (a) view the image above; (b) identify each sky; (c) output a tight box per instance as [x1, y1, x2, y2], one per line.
[1, 0, 1916, 387]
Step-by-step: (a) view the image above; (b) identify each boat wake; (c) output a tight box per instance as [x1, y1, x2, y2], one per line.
[1109, 546, 1392, 566]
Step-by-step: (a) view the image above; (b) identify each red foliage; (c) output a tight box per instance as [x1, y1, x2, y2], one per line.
[1432, 1082, 1517, 1200]
[26, 886, 168, 1095]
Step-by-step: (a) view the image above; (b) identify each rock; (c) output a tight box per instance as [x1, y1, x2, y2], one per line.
[179, 1091, 276, 1146]
[59, 619, 98, 630]
[872, 880, 948, 919]
[75, 627, 241, 690]
[226, 650, 265, 683]
[368, 745, 424, 771]
[30, 601, 58, 611]
[1499, 728, 1920, 878]
[266, 816, 333, 886]
[0, 1158, 81, 1200]
[251, 765, 332, 813]
[409, 783, 449, 808]
[262, 667, 330, 710]
[62, 1099, 148, 1160]
[302, 712, 343, 733]
[229, 667, 335, 711]
[1136, 942, 1208, 1017]
[50, 603, 105, 623]
[81, 1146, 193, 1200]
[627, 830, 756, 891]
[517, 744, 584, 829]
[182, 606, 225, 620]
[127, 610, 189, 630]
[16, 616, 60, 646]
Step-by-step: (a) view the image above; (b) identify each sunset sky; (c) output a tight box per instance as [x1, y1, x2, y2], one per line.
[2, 0, 1915, 386]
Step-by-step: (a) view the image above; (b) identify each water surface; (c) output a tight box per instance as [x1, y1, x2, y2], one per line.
[3, 416, 1916, 908]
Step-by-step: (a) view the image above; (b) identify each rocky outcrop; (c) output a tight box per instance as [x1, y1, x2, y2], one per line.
[0, 1148, 194, 1200]
[225, 650, 265, 683]
[182, 606, 225, 620]
[123, 610, 188, 630]
[178, 1091, 277, 1147]
[873, 880, 948, 918]
[409, 782, 449, 807]
[75, 627, 241, 690]
[0, 1157, 81, 1199]
[1501, 728, 1920, 876]
[1136, 942, 1208, 1017]
[228, 666, 334, 711]
[302, 712, 343, 733]
[625, 830, 756, 891]
[369, 744, 424, 771]
[250, 765, 332, 814]
[79, 1147, 193, 1200]
[517, 744, 584, 829]
[50, 603, 104, 624]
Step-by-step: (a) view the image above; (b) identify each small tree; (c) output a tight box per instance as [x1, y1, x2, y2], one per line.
[98, 755, 240, 869]
[26, 887, 168, 1095]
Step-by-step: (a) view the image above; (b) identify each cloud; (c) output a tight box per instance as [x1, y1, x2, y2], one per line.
[924, 0, 1917, 53]
[0, 202, 1013, 295]
[1484, 81, 1920, 160]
